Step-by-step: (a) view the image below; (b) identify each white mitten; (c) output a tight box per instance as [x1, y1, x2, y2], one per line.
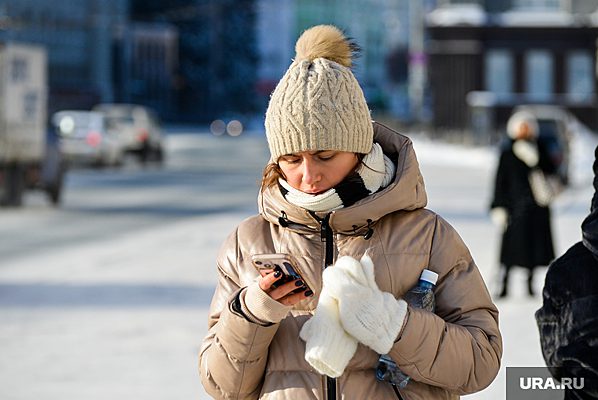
[324, 255, 408, 355]
[490, 207, 508, 229]
[299, 288, 358, 378]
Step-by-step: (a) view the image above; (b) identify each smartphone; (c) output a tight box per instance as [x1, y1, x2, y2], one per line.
[251, 253, 311, 293]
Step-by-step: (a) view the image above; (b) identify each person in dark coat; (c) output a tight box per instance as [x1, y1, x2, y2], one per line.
[535, 145, 598, 399]
[490, 111, 557, 297]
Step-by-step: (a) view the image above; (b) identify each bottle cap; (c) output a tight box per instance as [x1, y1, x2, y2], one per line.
[420, 269, 438, 285]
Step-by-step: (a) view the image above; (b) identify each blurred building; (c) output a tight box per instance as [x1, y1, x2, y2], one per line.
[0, 0, 129, 116]
[255, 0, 423, 121]
[426, 0, 598, 140]
[131, 0, 258, 123]
[255, 0, 294, 111]
[297, 0, 415, 119]
[114, 22, 179, 119]
[2, 0, 249, 123]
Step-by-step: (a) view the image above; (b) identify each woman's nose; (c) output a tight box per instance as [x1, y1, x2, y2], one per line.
[301, 161, 320, 185]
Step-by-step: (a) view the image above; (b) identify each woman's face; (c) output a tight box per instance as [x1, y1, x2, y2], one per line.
[516, 122, 534, 140]
[278, 150, 359, 194]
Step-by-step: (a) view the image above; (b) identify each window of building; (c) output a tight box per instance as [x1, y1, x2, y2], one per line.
[485, 49, 514, 99]
[513, 0, 561, 10]
[566, 50, 594, 102]
[525, 49, 553, 101]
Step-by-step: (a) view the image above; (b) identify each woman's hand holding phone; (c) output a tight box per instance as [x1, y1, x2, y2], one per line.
[253, 254, 314, 306]
[258, 268, 313, 306]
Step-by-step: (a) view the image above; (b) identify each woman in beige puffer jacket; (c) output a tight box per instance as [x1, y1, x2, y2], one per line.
[199, 25, 502, 400]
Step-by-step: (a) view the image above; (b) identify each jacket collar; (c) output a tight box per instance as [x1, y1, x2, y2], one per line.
[258, 122, 428, 235]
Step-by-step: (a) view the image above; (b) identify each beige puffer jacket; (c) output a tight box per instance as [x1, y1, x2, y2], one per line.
[199, 122, 502, 400]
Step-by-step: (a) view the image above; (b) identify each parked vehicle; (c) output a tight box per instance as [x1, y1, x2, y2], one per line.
[53, 110, 123, 167]
[0, 42, 64, 206]
[512, 104, 572, 185]
[92, 103, 164, 163]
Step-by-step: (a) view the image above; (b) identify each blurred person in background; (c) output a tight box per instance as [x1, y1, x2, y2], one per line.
[490, 111, 558, 298]
[199, 25, 501, 399]
[535, 146, 598, 399]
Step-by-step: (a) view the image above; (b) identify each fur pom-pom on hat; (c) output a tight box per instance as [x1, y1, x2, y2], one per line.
[265, 25, 373, 161]
[295, 25, 357, 68]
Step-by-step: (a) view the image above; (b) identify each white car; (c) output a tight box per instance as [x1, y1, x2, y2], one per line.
[93, 103, 164, 163]
[53, 110, 123, 167]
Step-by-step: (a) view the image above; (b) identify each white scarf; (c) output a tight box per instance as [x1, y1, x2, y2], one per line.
[279, 143, 396, 212]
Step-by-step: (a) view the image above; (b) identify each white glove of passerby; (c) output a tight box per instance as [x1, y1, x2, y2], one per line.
[490, 207, 508, 229]
[324, 254, 408, 355]
[299, 288, 358, 378]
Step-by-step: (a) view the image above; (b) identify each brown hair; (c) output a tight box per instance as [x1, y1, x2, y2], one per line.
[260, 153, 370, 193]
[261, 162, 286, 192]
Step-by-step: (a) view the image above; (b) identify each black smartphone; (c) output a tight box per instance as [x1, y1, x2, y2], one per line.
[251, 253, 310, 293]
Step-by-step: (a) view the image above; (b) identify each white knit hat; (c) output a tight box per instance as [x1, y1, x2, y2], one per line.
[265, 25, 374, 161]
[506, 110, 539, 139]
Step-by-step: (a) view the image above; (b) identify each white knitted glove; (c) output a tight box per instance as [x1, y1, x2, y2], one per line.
[490, 207, 508, 229]
[299, 288, 358, 378]
[324, 255, 408, 355]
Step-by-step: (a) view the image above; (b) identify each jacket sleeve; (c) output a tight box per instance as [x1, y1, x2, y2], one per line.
[536, 266, 598, 395]
[389, 216, 502, 395]
[535, 276, 562, 377]
[198, 227, 279, 400]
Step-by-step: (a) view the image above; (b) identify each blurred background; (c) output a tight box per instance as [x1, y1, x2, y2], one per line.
[4, 0, 598, 136]
[1, 0, 598, 399]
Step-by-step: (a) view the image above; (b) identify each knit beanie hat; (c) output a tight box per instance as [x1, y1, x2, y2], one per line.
[506, 110, 539, 140]
[265, 25, 374, 161]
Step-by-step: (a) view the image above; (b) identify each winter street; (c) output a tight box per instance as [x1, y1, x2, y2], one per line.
[0, 129, 594, 399]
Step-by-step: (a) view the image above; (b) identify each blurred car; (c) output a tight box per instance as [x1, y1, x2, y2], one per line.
[92, 103, 164, 163]
[53, 110, 124, 167]
[512, 104, 572, 185]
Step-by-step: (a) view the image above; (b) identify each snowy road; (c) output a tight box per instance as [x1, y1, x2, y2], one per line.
[0, 130, 594, 399]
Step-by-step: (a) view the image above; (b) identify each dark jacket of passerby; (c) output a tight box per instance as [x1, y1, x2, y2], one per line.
[535, 146, 598, 399]
[490, 129, 556, 270]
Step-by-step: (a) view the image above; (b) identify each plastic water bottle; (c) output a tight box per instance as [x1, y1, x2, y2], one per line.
[375, 269, 439, 388]
[403, 269, 438, 312]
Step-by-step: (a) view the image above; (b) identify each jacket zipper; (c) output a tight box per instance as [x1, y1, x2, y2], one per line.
[317, 213, 399, 399]
[320, 213, 333, 267]
[316, 214, 399, 399]
[314, 212, 336, 400]
[393, 385, 404, 400]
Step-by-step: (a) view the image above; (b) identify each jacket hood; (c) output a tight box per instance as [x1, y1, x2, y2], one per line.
[258, 122, 428, 235]
[582, 146, 598, 257]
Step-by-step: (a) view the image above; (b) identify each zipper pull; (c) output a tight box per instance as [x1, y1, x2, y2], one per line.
[320, 214, 330, 242]
[278, 211, 290, 227]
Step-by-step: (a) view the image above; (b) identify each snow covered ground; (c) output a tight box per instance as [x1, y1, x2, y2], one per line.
[0, 129, 595, 399]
